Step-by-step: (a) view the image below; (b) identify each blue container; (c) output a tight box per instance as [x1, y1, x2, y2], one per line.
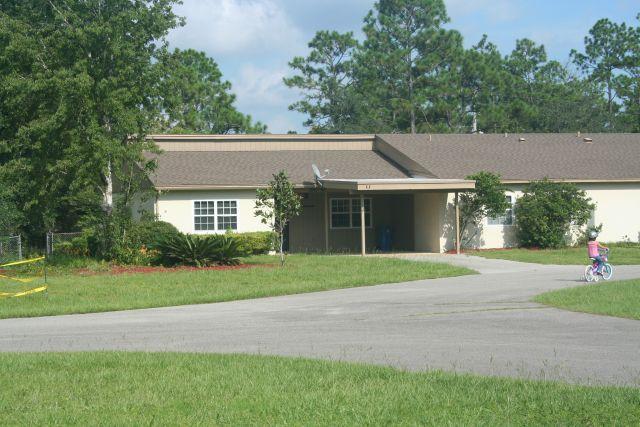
[378, 226, 393, 252]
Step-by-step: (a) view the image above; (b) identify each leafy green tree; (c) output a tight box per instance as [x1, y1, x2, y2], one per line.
[571, 17, 637, 129]
[0, 179, 22, 235]
[515, 179, 595, 248]
[459, 172, 510, 247]
[452, 36, 511, 133]
[155, 48, 266, 134]
[359, 0, 463, 133]
[0, 0, 181, 240]
[254, 171, 302, 266]
[616, 14, 640, 132]
[284, 31, 361, 133]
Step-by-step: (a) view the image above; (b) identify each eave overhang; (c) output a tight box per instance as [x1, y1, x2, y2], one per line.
[318, 178, 476, 192]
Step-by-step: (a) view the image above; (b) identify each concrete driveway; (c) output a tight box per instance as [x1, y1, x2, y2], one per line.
[1, 256, 639, 387]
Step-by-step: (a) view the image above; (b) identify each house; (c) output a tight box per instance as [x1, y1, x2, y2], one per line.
[139, 133, 640, 253]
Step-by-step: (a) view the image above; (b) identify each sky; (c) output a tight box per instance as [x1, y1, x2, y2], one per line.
[167, 0, 638, 134]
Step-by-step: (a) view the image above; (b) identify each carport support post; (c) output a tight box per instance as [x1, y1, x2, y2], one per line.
[360, 194, 366, 256]
[324, 191, 329, 253]
[455, 191, 461, 255]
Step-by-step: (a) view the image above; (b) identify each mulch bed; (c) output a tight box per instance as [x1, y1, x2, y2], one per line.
[75, 264, 267, 277]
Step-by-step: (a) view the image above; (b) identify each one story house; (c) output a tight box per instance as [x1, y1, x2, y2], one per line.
[138, 133, 640, 253]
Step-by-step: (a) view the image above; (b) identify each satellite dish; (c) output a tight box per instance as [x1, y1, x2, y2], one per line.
[312, 164, 322, 179]
[312, 164, 329, 187]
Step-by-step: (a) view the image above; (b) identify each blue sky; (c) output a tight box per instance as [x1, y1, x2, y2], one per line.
[167, 0, 638, 133]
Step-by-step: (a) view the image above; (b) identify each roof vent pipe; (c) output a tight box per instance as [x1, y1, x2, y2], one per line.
[577, 131, 581, 137]
[504, 133, 508, 138]
[428, 134, 432, 142]
[583, 137, 593, 143]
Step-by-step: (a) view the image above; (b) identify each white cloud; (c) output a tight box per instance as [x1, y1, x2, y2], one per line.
[168, 0, 305, 57]
[230, 64, 307, 132]
[233, 64, 294, 108]
[445, 0, 521, 23]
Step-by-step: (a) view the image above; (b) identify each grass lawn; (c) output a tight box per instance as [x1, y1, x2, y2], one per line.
[469, 243, 640, 265]
[0, 254, 473, 319]
[0, 352, 637, 425]
[535, 279, 640, 320]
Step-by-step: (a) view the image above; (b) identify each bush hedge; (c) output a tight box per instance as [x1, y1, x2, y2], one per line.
[515, 179, 595, 248]
[52, 222, 271, 266]
[226, 231, 275, 255]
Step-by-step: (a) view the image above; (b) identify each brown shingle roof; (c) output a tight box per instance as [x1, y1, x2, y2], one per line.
[377, 133, 640, 181]
[148, 150, 410, 188]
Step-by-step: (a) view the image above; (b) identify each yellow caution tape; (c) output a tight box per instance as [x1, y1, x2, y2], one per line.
[0, 285, 47, 298]
[0, 274, 36, 283]
[0, 256, 46, 268]
[0, 257, 47, 298]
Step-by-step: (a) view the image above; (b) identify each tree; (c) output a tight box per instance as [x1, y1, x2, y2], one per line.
[515, 179, 595, 248]
[254, 171, 302, 266]
[0, 177, 22, 236]
[0, 0, 181, 240]
[616, 14, 640, 132]
[359, 0, 463, 133]
[155, 48, 266, 134]
[571, 17, 635, 129]
[284, 31, 361, 133]
[459, 172, 510, 247]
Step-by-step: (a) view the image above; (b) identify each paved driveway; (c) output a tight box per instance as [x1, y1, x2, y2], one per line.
[1, 256, 639, 386]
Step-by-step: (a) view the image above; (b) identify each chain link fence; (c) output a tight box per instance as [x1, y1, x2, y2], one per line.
[0, 235, 22, 263]
[46, 231, 83, 255]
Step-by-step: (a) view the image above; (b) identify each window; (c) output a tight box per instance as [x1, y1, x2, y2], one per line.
[488, 196, 514, 226]
[216, 200, 237, 230]
[194, 201, 216, 231]
[194, 200, 237, 231]
[331, 198, 372, 229]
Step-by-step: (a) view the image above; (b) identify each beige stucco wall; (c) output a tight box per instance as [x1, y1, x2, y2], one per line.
[582, 183, 640, 243]
[437, 182, 640, 251]
[156, 190, 271, 234]
[147, 182, 639, 251]
[414, 192, 447, 252]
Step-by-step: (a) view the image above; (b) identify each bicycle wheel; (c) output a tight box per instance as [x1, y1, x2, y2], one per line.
[601, 263, 613, 280]
[584, 265, 596, 282]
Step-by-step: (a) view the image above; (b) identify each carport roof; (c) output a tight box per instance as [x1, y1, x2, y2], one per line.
[319, 178, 475, 191]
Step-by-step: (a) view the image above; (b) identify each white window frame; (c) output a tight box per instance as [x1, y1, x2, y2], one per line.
[487, 195, 514, 226]
[194, 200, 238, 233]
[330, 197, 373, 229]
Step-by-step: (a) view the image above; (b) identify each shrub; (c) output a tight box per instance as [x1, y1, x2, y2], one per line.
[214, 235, 243, 266]
[515, 179, 595, 248]
[54, 235, 91, 257]
[459, 171, 510, 247]
[77, 216, 179, 265]
[226, 231, 275, 255]
[153, 233, 242, 267]
[130, 220, 180, 248]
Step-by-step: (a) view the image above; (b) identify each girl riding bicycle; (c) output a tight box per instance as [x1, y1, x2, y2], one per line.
[587, 231, 609, 274]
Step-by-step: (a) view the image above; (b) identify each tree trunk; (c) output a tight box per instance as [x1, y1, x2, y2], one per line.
[103, 159, 114, 214]
[408, 61, 416, 134]
[279, 226, 285, 267]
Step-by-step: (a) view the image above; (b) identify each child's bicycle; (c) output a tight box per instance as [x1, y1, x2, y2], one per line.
[584, 249, 613, 283]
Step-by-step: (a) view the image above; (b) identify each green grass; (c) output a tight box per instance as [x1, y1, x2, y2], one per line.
[535, 279, 640, 320]
[0, 352, 637, 425]
[0, 254, 473, 319]
[469, 243, 640, 265]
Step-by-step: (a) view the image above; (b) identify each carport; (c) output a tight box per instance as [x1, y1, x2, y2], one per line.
[317, 178, 475, 255]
